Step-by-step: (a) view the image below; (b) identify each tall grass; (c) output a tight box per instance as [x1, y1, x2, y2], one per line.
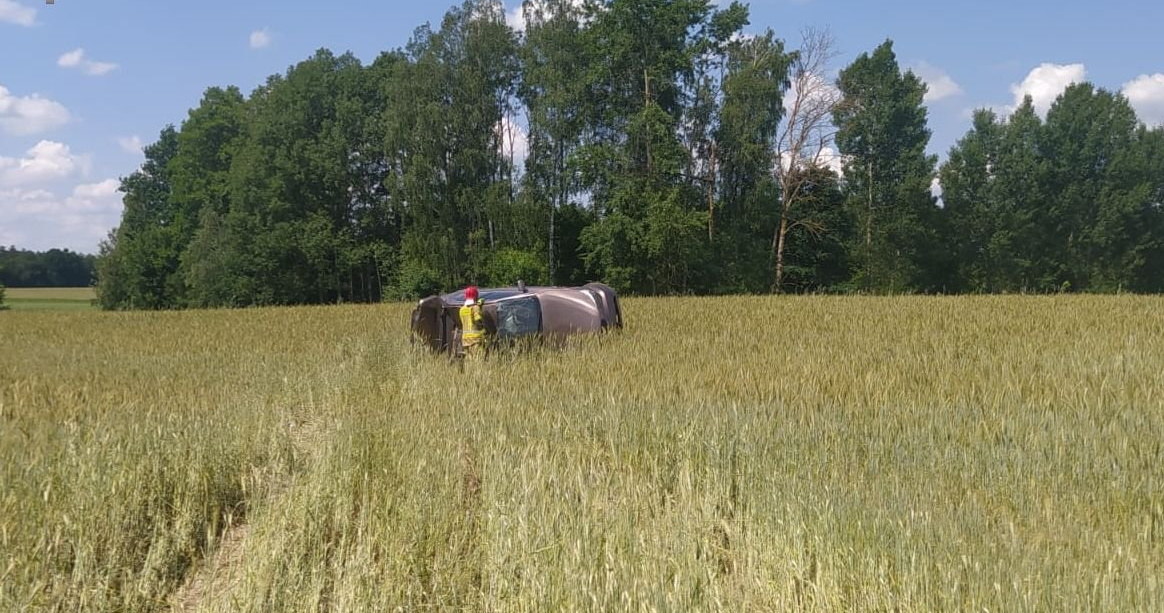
[2, 296, 1162, 611]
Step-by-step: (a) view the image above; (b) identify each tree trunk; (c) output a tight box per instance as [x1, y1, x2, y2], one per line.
[865, 161, 874, 288]
[707, 143, 717, 240]
[643, 69, 653, 174]
[549, 204, 556, 283]
[866, 161, 873, 249]
[550, 141, 563, 283]
[774, 211, 790, 293]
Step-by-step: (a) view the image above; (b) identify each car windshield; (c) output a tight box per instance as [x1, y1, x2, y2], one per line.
[496, 295, 541, 339]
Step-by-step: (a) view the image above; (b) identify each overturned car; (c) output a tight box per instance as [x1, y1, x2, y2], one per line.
[410, 283, 623, 354]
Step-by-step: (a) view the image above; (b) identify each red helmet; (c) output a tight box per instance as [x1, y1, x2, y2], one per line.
[464, 286, 479, 301]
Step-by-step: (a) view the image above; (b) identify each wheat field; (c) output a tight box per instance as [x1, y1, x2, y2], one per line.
[2, 296, 1162, 611]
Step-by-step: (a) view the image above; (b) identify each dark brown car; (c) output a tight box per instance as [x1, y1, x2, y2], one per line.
[410, 282, 623, 354]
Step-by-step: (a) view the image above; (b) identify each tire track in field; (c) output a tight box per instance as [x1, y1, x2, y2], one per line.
[169, 407, 336, 612]
[169, 335, 398, 611]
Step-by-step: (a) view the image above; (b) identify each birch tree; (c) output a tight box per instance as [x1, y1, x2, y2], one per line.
[772, 28, 841, 292]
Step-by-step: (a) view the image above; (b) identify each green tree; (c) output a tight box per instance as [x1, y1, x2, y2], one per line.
[989, 98, 1047, 290]
[577, 0, 747, 294]
[714, 30, 792, 292]
[518, 0, 589, 283]
[170, 86, 247, 305]
[1039, 83, 1146, 291]
[186, 50, 391, 306]
[1092, 122, 1164, 291]
[941, 87, 1164, 293]
[90, 4, 1164, 306]
[940, 108, 1004, 292]
[385, 0, 519, 296]
[774, 162, 853, 291]
[834, 40, 941, 292]
[95, 126, 180, 309]
[1126, 126, 1164, 291]
[0, 247, 95, 287]
[772, 28, 838, 292]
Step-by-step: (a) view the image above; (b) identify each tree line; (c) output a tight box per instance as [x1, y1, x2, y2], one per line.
[95, 0, 1164, 309]
[0, 247, 95, 288]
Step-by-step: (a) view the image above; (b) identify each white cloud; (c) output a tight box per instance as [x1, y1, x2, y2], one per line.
[249, 28, 272, 49]
[57, 48, 83, 68]
[0, 84, 71, 136]
[912, 62, 963, 103]
[783, 71, 841, 115]
[0, 0, 35, 26]
[0, 179, 122, 253]
[117, 135, 144, 155]
[819, 147, 843, 176]
[778, 66, 842, 178]
[505, 0, 591, 32]
[0, 188, 55, 215]
[57, 48, 119, 76]
[84, 61, 118, 76]
[1122, 73, 1164, 127]
[776, 146, 843, 177]
[1010, 62, 1085, 117]
[0, 140, 89, 188]
[505, 4, 525, 31]
[71, 178, 119, 202]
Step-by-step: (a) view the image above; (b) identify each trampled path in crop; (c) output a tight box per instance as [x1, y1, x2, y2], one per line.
[171, 410, 336, 612]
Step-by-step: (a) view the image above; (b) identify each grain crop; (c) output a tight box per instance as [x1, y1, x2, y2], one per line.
[2, 296, 1161, 611]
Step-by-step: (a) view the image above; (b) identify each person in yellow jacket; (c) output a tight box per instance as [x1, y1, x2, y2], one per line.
[459, 285, 487, 359]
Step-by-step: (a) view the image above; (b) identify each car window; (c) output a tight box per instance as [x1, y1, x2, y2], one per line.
[497, 295, 541, 339]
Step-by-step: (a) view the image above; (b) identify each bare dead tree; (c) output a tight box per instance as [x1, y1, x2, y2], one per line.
[773, 28, 841, 292]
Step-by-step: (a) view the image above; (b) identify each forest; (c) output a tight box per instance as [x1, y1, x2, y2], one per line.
[0, 247, 95, 288]
[94, 0, 1164, 309]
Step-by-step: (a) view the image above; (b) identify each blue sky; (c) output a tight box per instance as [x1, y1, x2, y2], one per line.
[2, 0, 1162, 254]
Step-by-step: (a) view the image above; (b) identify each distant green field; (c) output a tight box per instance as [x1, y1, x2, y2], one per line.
[3, 287, 96, 310]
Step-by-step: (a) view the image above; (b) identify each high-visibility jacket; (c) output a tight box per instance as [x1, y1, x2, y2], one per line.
[459, 303, 485, 346]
